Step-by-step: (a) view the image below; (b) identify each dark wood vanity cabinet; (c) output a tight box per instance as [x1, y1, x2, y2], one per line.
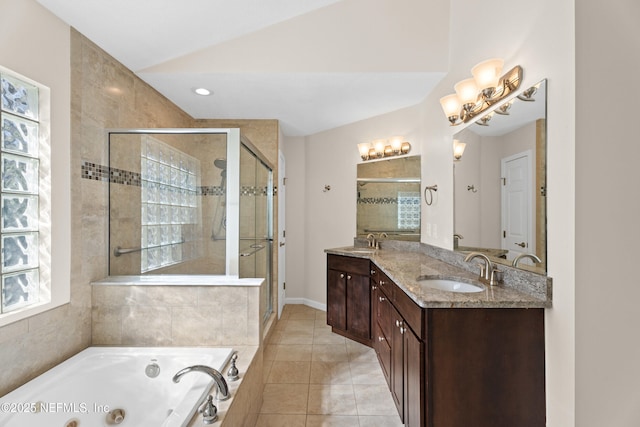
[373, 268, 425, 427]
[328, 254, 545, 427]
[327, 255, 373, 345]
[369, 261, 545, 427]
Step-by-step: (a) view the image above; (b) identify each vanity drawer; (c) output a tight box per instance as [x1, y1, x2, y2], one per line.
[377, 270, 393, 298]
[327, 254, 370, 276]
[375, 267, 424, 340]
[392, 282, 424, 340]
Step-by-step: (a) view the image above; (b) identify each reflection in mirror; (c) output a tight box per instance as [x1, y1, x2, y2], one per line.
[453, 79, 547, 274]
[357, 155, 421, 241]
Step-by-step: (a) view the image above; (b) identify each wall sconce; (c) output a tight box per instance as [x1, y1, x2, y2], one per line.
[439, 58, 523, 126]
[358, 137, 411, 161]
[453, 139, 466, 161]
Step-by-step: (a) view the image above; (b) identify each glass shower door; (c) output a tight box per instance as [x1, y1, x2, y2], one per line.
[239, 144, 273, 322]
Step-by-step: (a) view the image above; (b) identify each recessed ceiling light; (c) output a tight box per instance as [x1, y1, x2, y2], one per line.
[194, 88, 211, 96]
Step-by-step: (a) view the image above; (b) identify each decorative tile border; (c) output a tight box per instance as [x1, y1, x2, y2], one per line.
[358, 197, 399, 205]
[81, 161, 110, 182]
[198, 186, 225, 196]
[81, 161, 269, 196]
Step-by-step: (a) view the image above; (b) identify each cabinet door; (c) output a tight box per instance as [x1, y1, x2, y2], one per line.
[376, 288, 392, 342]
[373, 319, 392, 386]
[403, 325, 424, 427]
[327, 269, 346, 330]
[346, 273, 371, 341]
[390, 305, 404, 420]
[372, 285, 391, 386]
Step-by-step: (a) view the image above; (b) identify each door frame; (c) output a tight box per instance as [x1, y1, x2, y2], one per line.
[500, 149, 534, 257]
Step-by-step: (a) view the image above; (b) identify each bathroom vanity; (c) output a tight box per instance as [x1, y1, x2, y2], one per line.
[326, 248, 550, 427]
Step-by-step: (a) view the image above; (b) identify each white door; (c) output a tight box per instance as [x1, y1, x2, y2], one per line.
[277, 150, 286, 318]
[501, 150, 533, 261]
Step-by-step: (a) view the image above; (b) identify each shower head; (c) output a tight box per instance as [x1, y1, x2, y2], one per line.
[214, 158, 227, 170]
[214, 158, 227, 179]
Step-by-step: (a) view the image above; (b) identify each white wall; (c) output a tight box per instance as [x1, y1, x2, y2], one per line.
[286, 0, 576, 424]
[283, 104, 423, 307]
[575, 1, 640, 426]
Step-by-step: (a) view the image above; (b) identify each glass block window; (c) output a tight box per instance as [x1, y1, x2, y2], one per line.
[141, 136, 200, 272]
[1, 72, 40, 313]
[398, 191, 421, 230]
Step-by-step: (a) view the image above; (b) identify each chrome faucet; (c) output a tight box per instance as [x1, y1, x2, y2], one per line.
[464, 251, 498, 286]
[366, 233, 378, 249]
[453, 233, 464, 249]
[512, 253, 542, 267]
[173, 365, 230, 401]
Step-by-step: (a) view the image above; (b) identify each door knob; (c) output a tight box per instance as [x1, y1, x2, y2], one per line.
[279, 242, 285, 247]
[515, 242, 526, 248]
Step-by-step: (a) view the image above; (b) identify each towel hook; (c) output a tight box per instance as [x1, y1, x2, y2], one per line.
[424, 185, 438, 206]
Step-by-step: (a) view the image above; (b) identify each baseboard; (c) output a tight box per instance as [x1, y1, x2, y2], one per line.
[284, 297, 326, 312]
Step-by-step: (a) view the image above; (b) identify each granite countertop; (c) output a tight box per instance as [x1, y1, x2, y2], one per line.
[325, 246, 551, 309]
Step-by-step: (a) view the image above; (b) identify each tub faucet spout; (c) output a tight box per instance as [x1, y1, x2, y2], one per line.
[173, 365, 230, 401]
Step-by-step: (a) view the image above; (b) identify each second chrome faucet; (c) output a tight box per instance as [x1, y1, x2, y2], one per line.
[464, 252, 502, 286]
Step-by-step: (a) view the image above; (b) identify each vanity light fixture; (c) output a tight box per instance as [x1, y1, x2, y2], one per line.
[439, 58, 523, 126]
[358, 137, 412, 161]
[476, 111, 494, 126]
[453, 139, 466, 161]
[494, 100, 513, 115]
[517, 82, 539, 101]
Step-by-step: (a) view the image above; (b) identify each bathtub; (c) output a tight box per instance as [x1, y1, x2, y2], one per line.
[0, 346, 234, 427]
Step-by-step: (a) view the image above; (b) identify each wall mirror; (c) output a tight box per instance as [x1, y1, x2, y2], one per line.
[453, 79, 547, 273]
[357, 155, 421, 241]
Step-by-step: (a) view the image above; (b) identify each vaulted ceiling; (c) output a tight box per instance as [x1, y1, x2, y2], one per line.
[37, 0, 450, 136]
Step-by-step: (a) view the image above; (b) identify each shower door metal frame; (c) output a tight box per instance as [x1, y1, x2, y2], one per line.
[239, 135, 275, 322]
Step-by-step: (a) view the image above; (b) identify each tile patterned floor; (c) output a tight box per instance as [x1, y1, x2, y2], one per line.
[257, 304, 404, 427]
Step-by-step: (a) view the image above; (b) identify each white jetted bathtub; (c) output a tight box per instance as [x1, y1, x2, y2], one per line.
[0, 346, 234, 427]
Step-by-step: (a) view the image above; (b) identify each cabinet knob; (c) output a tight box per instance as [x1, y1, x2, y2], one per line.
[400, 326, 406, 334]
[340, 273, 345, 279]
[371, 269, 376, 275]
[372, 285, 377, 290]
[347, 275, 352, 280]
[379, 296, 386, 302]
[378, 336, 385, 342]
[379, 280, 385, 286]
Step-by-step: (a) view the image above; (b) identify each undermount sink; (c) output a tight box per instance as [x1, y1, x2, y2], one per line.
[342, 247, 377, 254]
[418, 278, 484, 293]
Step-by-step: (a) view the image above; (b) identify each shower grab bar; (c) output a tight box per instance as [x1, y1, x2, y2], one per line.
[114, 238, 185, 257]
[240, 244, 265, 257]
